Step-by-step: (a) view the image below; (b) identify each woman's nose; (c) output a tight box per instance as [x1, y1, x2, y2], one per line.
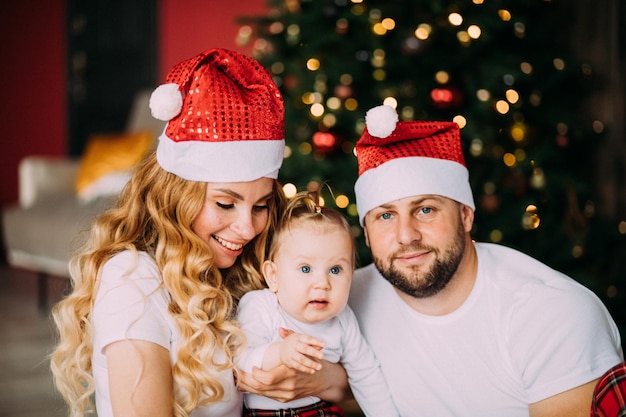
[230, 211, 256, 240]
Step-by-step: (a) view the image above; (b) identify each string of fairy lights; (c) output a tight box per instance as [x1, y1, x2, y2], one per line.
[235, 0, 626, 277]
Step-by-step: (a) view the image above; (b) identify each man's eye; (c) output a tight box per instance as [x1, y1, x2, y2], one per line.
[381, 212, 392, 220]
[300, 265, 311, 273]
[216, 202, 234, 209]
[420, 207, 433, 215]
[330, 266, 341, 275]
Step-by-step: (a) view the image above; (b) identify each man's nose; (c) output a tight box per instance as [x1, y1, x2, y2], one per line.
[396, 214, 422, 245]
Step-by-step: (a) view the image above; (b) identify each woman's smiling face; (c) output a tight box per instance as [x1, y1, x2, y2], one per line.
[192, 178, 274, 269]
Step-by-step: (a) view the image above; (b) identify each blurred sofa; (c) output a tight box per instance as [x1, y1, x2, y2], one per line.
[2, 90, 165, 310]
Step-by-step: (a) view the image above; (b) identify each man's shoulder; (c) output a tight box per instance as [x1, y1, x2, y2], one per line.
[475, 242, 584, 292]
[476, 243, 609, 325]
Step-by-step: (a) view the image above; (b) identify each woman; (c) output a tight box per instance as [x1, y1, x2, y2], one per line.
[50, 48, 286, 417]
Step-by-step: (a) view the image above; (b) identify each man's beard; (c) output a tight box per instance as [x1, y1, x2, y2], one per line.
[373, 220, 466, 298]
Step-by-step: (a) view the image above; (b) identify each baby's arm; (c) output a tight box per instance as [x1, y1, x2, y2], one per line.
[237, 327, 351, 403]
[262, 329, 325, 374]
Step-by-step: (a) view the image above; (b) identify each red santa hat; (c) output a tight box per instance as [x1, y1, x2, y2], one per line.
[150, 48, 284, 182]
[354, 105, 475, 225]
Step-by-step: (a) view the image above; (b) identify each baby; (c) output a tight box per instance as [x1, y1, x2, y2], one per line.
[237, 190, 398, 417]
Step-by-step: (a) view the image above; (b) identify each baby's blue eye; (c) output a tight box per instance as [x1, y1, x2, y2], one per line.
[330, 266, 341, 275]
[300, 265, 311, 273]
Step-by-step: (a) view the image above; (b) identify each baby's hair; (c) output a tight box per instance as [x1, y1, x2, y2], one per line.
[267, 189, 355, 264]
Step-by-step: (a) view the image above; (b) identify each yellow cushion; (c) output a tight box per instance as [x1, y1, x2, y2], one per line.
[75, 130, 154, 202]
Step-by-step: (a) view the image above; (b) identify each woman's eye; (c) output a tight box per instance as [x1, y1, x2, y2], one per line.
[253, 204, 269, 213]
[330, 266, 341, 275]
[419, 207, 433, 215]
[299, 265, 311, 273]
[216, 202, 234, 210]
[381, 212, 392, 220]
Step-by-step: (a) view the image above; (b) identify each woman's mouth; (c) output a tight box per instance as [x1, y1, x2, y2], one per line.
[212, 235, 244, 251]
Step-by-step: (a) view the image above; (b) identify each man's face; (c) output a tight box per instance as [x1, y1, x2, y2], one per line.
[363, 195, 472, 298]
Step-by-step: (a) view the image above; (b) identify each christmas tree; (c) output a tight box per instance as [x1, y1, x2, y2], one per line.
[237, 0, 625, 330]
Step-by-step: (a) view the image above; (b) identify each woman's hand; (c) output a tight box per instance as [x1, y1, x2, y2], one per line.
[237, 360, 349, 403]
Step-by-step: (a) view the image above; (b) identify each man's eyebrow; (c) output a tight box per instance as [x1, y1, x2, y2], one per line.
[376, 202, 394, 210]
[375, 196, 441, 210]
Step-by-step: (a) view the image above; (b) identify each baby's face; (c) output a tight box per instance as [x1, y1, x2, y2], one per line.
[263, 224, 354, 324]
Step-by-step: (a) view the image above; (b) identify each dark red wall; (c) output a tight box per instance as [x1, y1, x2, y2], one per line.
[0, 1, 67, 206]
[159, 0, 267, 80]
[0, 0, 266, 206]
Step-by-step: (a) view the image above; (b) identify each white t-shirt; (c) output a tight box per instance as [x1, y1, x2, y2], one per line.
[349, 243, 623, 417]
[91, 250, 242, 417]
[237, 288, 398, 416]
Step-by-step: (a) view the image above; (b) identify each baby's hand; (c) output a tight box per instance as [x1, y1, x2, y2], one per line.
[278, 331, 325, 374]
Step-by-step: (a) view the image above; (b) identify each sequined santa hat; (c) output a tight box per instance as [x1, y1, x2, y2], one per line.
[150, 48, 284, 182]
[354, 105, 475, 225]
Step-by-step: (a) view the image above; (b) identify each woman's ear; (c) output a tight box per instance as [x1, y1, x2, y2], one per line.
[262, 260, 279, 292]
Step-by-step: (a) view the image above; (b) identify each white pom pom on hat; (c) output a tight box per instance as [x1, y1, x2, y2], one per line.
[365, 105, 398, 138]
[149, 83, 183, 121]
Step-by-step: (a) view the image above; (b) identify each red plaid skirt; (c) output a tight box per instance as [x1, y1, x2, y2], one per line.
[243, 400, 346, 417]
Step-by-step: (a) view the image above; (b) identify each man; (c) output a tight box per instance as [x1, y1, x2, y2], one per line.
[238, 105, 623, 416]
[347, 105, 623, 416]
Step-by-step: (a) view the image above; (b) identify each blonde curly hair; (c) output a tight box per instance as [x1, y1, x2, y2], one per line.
[50, 152, 284, 417]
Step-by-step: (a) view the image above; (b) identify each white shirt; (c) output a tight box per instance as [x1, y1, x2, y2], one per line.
[92, 250, 242, 417]
[349, 243, 623, 416]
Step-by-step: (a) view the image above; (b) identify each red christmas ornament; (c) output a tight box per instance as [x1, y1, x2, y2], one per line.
[312, 131, 338, 154]
[334, 85, 352, 99]
[430, 86, 463, 110]
[283, 75, 299, 91]
[480, 194, 500, 213]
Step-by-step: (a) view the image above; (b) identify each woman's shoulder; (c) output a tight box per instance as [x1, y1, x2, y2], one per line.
[99, 250, 162, 291]
[103, 250, 158, 272]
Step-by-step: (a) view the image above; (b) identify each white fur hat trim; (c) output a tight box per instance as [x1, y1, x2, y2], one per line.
[355, 156, 475, 226]
[156, 132, 285, 182]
